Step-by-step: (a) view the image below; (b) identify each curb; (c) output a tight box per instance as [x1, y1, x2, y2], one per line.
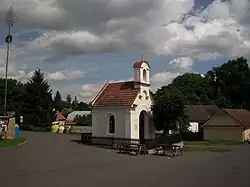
[0, 139, 27, 150]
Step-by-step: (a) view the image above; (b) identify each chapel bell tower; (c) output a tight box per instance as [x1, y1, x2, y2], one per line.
[133, 55, 150, 89]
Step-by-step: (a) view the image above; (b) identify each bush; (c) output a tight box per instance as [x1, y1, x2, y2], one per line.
[74, 114, 92, 126]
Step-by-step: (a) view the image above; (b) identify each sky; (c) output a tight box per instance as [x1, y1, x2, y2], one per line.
[0, 0, 250, 102]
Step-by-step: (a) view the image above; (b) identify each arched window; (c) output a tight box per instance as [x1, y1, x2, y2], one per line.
[109, 115, 115, 134]
[143, 69, 147, 82]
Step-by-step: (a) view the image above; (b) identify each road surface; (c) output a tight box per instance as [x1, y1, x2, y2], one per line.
[0, 131, 249, 187]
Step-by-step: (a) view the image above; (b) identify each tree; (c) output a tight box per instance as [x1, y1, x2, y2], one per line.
[158, 73, 212, 105]
[156, 57, 250, 110]
[72, 96, 79, 110]
[205, 57, 250, 109]
[0, 78, 24, 115]
[21, 69, 55, 127]
[78, 101, 90, 110]
[152, 89, 189, 134]
[54, 90, 63, 111]
[74, 114, 92, 126]
[66, 94, 72, 108]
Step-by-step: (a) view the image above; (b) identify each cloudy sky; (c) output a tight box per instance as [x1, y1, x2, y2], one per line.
[0, 0, 250, 102]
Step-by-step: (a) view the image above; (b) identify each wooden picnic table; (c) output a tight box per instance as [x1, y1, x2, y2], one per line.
[118, 142, 147, 156]
[155, 143, 184, 156]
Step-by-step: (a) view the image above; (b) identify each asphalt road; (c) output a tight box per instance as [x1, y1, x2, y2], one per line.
[0, 131, 249, 187]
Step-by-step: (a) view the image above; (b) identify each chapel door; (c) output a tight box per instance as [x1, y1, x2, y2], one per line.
[139, 111, 145, 144]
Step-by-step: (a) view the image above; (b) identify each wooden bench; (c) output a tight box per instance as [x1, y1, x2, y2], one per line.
[118, 142, 147, 156]
[155, 144, 184, 156]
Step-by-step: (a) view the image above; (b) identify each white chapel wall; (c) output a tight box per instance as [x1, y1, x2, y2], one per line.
[139, 62, 150, 84]
[92, 107, 130, 138]
[131, 91, 155, 140]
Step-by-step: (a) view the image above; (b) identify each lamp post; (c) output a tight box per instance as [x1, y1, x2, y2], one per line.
[4, 5, 15, 116]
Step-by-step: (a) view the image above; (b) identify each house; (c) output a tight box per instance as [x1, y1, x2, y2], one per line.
[185, 105, 218, 132]
[90, 60, 155, 145]
[55, 111, 66, 126]
[202, 109, 250, 142]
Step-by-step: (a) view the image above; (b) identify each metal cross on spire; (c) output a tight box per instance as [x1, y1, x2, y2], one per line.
[141, 53, 144, 62]
[4, 4, 15, 116]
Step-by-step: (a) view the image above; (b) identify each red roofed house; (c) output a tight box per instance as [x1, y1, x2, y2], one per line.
[202, 109, 250, 142]
[55, 111, 66, 126]
[90, 60, 155, 145]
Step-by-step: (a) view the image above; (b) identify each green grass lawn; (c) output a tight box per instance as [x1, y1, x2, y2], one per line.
[183, 140, 243, 152]
[0, 138, 26, 148]
[184, 140, 243, 146]
[184, 146, 230, 152]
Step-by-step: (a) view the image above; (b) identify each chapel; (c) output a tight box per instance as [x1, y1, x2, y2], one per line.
[90, 60, 155, 145]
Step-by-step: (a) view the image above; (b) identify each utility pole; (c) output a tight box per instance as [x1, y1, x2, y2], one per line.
[4, 5, 15, 116]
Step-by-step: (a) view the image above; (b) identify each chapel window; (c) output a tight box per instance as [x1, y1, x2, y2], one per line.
[143, 69, 147, 82]
[109, 115, 115, 134]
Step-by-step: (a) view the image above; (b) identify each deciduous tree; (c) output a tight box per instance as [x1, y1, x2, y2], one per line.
[152, 89, 189, 134]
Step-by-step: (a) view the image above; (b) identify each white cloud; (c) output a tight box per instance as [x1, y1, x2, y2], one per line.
[79, 83, 104, 103]
[169, 56, 193, 70]
[47, 69, 85, 81]
[150, 71, 182, 92]
[4, 0, 248, 63]
[1, 0, 250, 61]
[1, 0, 250, 101]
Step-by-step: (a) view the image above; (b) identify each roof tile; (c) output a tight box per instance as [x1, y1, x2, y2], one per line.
[56, 111, 66, 121]
[133, 61, 151, 68]
[133, 61, 143, 68]
[92, 81, 140, 107]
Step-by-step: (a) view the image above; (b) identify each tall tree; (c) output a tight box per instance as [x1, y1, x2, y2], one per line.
[0, 78, 24, 116]
[21, 69, 55, 127]
[66, 94, 72, 108]
[54, 90, 63, 111]
[72, 96, 79, 110]
[78, 101, 90, 110]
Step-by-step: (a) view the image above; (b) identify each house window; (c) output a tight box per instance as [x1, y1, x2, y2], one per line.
[109, 115, 115, 134]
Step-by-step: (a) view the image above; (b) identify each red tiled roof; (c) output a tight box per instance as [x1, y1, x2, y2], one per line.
[56, 111, 66, 121]
[223, 109, 250, 128]
[133, 61, 151, 68]
[92, 81, 140, 107]
[133, 61, 143, 67]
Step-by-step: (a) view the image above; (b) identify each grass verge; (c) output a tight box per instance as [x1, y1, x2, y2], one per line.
[184, 146, 230, 152]
[0, 138, 26, 148]
[183, 140, 244, 152]
[184, 140, 243, 146]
